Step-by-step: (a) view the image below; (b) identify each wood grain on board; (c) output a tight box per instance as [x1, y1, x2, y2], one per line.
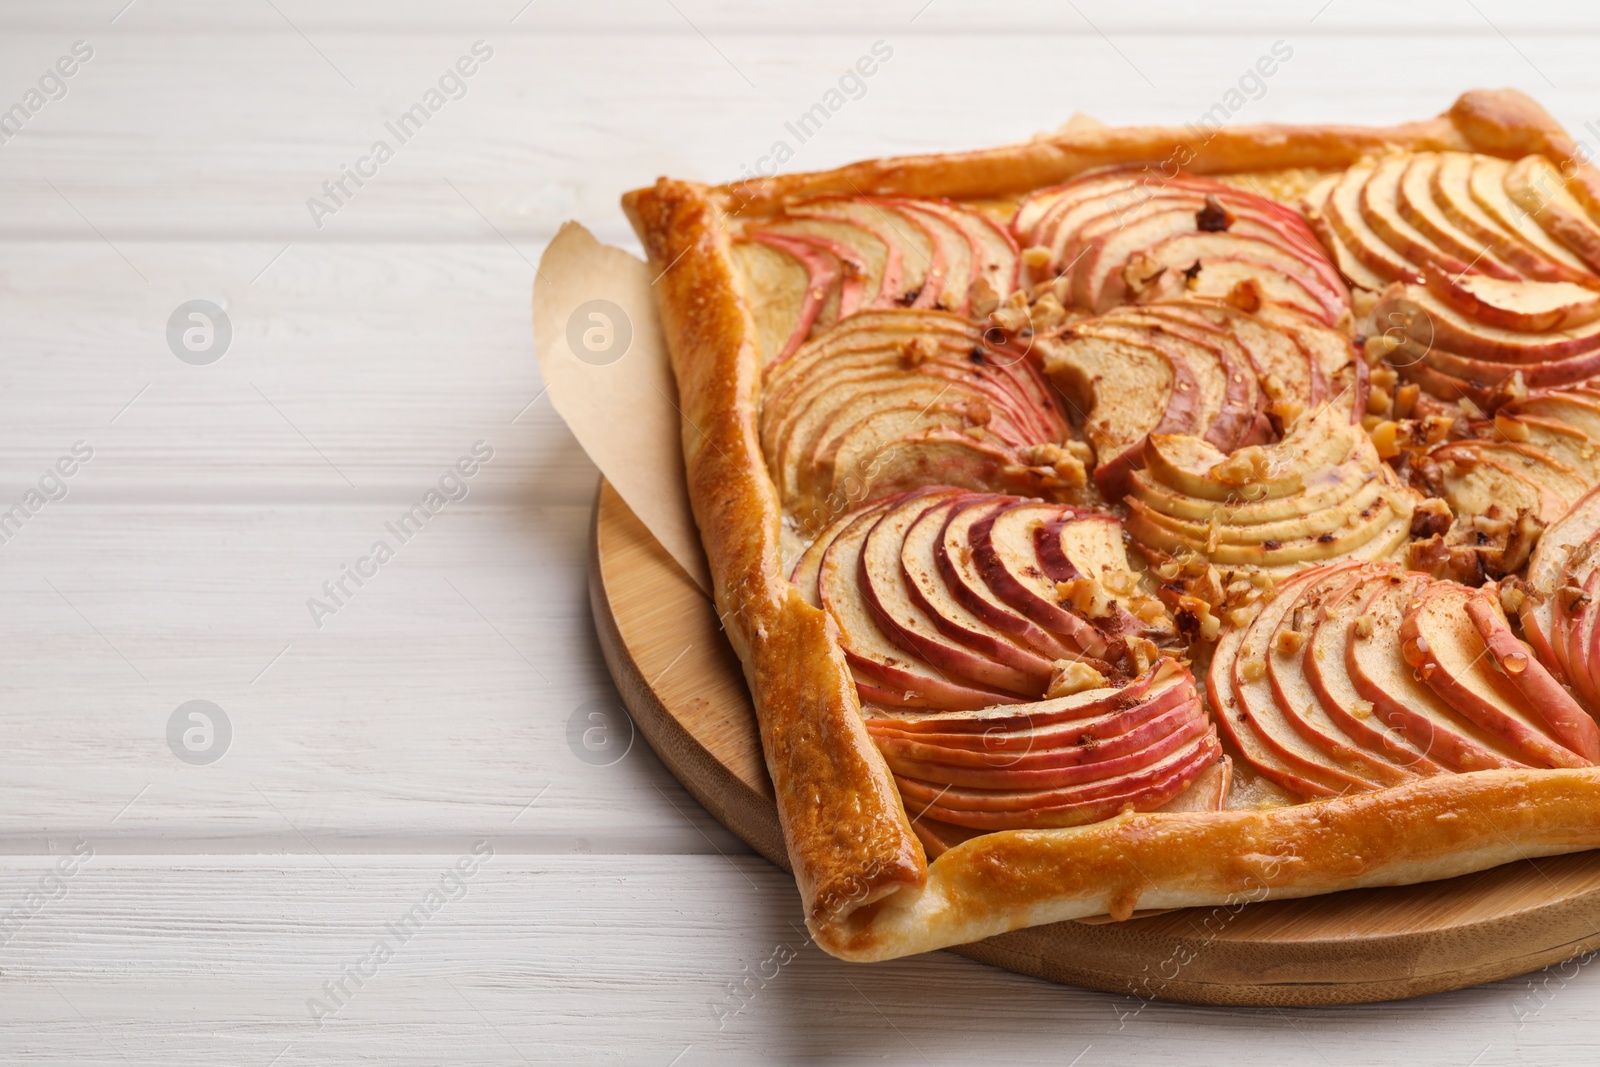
[592, 480, 1600, 1006]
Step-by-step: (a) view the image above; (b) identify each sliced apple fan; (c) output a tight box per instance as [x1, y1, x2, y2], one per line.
[754, 168, 1600, 846]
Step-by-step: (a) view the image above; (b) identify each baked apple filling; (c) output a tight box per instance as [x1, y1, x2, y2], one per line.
[727, 166, 1600, 846]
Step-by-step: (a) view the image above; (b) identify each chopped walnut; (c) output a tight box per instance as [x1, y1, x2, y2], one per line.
[1394, 383, 1420, 419]
[1045, 659, 1108, 699]
[1209, 445, 1272, 486]
[898, 336, 936, 368]
[1410, 498, 1452, 540]
[1021, 245, 1053, 271]
[1350, 698, 1375, 720]
[968, 276, 1002, 319]
[1196, 195, 1234, 232]
[1493, 413, 1531, 442]
[1121, 254, 1170, 299]
[1223, 278, 1264, 313]
[1031, 293, 1069, 332]
[1239, 657, 1266, 683]
[1020, 442, 1088, 489]
[1057, 577, 1114, 619]
[1174, 594, 1221, 643]
[1273, 628, 1308, 656]
[964, 396, 993, 426]
[1353, 614, 1375, 639]
[990, 290, 1032, 334]
[1483, 370, 1529, 413]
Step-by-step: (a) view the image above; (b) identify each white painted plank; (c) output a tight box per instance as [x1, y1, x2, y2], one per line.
[7, 0, 1600, 33]
[1, 856, 1595, 1065]
[0, 241, 602, 500]
[0, 501, 744, 856]
[1, 29, 1596, 241]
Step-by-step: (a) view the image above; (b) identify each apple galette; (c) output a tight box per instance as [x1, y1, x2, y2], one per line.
[623, 89, 1600, 963]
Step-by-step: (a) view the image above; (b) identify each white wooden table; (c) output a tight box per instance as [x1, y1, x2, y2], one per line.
[4, 1, 1600, 1062]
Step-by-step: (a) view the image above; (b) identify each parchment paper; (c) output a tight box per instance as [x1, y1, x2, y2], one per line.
[533, 117, 1106, 597]
[532, 221, 712, 593]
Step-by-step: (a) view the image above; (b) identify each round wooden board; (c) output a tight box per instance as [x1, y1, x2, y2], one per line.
[588, 480, 1600, 1006]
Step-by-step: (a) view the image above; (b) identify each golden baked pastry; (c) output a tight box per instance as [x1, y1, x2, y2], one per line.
[622, 89, 1600, 963]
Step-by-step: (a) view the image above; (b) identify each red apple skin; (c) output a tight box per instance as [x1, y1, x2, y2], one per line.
[870, 696, 1200, 777]
[1400, 584, 1590, 769]
[883, 702, 1209, 790]
[846, 652, 1021, 711]
[898, 495, 1063, 687]
[865, 661, 1167, 737]
[896, 734, 1222, 830]
[745, 231, 838, 362]
[865, 669, 1189, 761]
[935, 498, 1079, 662]
[889, 726, 1208, 811]
[1465, 594, 1600, 763]
[1206, 583, 1350, 800]
[858, 489, 1041, 695]
[968, 504, 1111, 658]
[1302, 579, 1448, 776]
[1266, 567, 1422, 786]
[1564, 567, 1600, 713]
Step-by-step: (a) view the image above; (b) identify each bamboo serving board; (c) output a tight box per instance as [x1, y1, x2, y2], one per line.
[588, 480, 1600, 1006]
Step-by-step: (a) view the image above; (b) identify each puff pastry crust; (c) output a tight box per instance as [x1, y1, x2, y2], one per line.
[622, 89, 1600, 963]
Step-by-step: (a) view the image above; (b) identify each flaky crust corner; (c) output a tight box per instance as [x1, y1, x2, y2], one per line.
[622, 89, 1600, 963]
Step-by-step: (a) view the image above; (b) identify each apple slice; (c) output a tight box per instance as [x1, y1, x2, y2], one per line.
[885, 703, 1210, 790]
[1208, 580, 1351, 799]
[1463, 593, 1600, 762]
[1226, 564, 1396, 795]
[868, 686, 1187, 768]
[1432, 152, 1596, 283]
[818, 498, 1020, 710]
[1359, 155, 1501, 280]
[892, 197, 1020, 311]
[860, 489, 1043, 695]
[737, 232, 840, 362]
[1038, 324, 1200, 497]
[1344, 573, 1529, 772]
[1430, 439, 1586, 516]
[1396, 153, 1524, 278]
[896, 493, 1068, 690]
[894, 729, 1221, 830]
[1095, 306, 1264, 452]
[786, 197, 925, 307]
[934, 496, 1078, 661]
[968, 501, 1121, 659]
[1152, 753, 1232, 812]
[1506, 390, 1600, 444]
[1520, 483, 1600, 683]
[1435, 275, 1600, 334]
[865, 658, 1173, 734]
[1374, 284, 1600, 365]
[1264, 564, 1421, 787]
[1401, 582, 1591, 768]
[1304, 174, 1389, 292]
[1505, 155, 1600, 274]
[1302, 572, 1447, 775]
[1321, 163, 1426, 286]
[1070, 318, 1225, 444]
